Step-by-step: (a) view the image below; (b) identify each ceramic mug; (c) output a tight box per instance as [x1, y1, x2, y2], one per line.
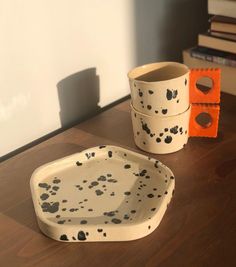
[130, 103, 220, 154]
[128, 62, 220, 116]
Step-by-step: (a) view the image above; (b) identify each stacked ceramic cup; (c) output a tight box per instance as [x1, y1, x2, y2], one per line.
[128, 62, 220, 154]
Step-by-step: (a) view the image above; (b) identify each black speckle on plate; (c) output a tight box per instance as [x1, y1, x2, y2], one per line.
[52, 186, 59, 191]
[40, 193, 49, 201]
[98, 175, 106, 181]
[139, 169, 147, 177]
[164, 136, 172, 144]
[104, 211, 116, 217]
[111, 218, 122, 224]
[38, 183, 50, 189]
[124, 164, 131, 169]
[53, 178, 61, 184]
[41, 202, 59, 213]
[107, 179, 117, 183]
[60, 234, 69, 241]
[91, 181, 99, 186]
[124, 214, 130, 220]
[95, 189, 104, 196]
[57, 220, 66, 224]
[77, 231, 86, 241]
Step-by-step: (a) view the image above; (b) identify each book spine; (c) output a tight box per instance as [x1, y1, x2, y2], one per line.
[190, 50, 236, 68]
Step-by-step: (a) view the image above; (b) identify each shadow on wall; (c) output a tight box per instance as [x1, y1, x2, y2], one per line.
[57, 68, 101, 128]
[134, 0, 208, 65]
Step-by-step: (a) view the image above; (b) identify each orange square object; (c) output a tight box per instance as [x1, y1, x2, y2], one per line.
[189, 104, 220, 137]
[189, 68, 221, 104]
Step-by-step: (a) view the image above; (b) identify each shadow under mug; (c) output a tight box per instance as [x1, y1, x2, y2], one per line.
[130, 102, 220, 154]
[128, 62, 220, 116]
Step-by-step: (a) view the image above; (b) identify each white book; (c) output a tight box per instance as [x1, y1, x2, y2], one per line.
[208, 0, 236, 18]
[198, 33, 236, 54]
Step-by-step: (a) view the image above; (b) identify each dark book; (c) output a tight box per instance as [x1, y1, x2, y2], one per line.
[210, 31, 236, 42]
[190, 46, 236, 68]
[210, 15, 236, 24]
[210, 15, 236, 34]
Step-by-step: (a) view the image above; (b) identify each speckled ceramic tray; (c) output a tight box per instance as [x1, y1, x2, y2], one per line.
[30, 145, 175, 242]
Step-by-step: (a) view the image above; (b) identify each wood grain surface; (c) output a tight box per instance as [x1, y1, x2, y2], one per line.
[0, 93, 235, 267]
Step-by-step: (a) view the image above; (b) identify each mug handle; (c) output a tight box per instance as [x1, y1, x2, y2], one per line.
[189, 104, 220, 137]
[189, 68, 221, 104]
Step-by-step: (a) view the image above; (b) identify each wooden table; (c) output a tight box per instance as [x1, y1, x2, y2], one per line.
[0, 93, 235, 267]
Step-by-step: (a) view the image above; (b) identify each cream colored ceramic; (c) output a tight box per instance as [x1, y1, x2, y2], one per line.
[30, 146, 175, 242]
[128, 62, 189, 116]
[131, 104, 190, 154]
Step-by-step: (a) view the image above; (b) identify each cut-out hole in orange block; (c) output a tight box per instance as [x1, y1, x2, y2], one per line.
[189, 68, 221, 104]
[195, 112, 212, 128]
[196, 77, 213, 94]
[189, 104, 220, 137]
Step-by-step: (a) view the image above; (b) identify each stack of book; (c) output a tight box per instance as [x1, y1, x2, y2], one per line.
[183, 0, 236, 95]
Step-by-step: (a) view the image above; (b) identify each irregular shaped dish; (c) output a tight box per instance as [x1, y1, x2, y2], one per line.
[30, 145, 175, 242]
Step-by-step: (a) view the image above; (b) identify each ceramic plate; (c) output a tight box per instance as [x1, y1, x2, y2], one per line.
[30, 145, 175, 242]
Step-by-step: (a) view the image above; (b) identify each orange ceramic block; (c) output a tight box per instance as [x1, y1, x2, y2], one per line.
[189, 104, 220, 137]
[189, 68, 221, 104]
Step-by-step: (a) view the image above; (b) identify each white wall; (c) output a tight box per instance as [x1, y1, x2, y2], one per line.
[0, 0, 136, 156]
[0, 0, 208, 157]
